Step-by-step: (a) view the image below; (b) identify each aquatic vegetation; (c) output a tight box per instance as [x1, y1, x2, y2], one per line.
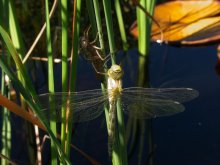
[0, 0, 201, 165]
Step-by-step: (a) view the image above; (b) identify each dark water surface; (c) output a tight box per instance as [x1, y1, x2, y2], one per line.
[71, 43, 220, 165]
[150, 44, 220, 165]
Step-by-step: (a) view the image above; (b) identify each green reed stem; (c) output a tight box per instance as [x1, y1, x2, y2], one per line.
[116, 98, 128, 165]
[61, 0, 68, 154]
[90, 3, 121, 165]
[146, 2, 156, 165]
[0, 25, 38, 102]
[136, 0, 156, 165]
[114, 0, 129, 51]
[45, 0, 57, 164]
[69, 0, 81, 92]
[61, 0, 68, 93]
[8, 0, 26, 59]
[0, 27, 71, 164]
[92, 0, 111, 152]
[102, 0, 116, 64]
[0, 58, 71, 165]
[86, 0, 97, 34]
[66, 0, 82, 157]
[45, 0, 55, 101]
[0, 3, 11, 164]
[102, 1, 127, 165]
[7, 0, 28, 117]
[0, 59, 11, 165]
[1, 105, 11, 165]
[92, 0, 109, 89]
[0, 3, 36, 161]
[93, 0, 105, 53]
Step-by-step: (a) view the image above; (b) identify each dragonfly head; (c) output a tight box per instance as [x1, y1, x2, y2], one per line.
[108, 64, 123, 80]
[80, 36, 88, 48]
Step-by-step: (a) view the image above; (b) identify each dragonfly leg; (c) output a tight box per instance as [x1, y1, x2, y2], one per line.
[91, 62, 106, 75]
[93, 49, 110, 61]
[92, 45, 102, 50]
[85, 25, 91, 39]
[90, 32, 99, 45]
[103, 56, 111, 66]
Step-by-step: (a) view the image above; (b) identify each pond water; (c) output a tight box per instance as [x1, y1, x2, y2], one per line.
[149, 43, 220, 165]
[4, 43, 220, 165]
[69, 43, 220, 165]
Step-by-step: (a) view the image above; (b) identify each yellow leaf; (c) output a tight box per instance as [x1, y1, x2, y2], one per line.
[152, 1, 220, 41]
[130, 1, 220, 42]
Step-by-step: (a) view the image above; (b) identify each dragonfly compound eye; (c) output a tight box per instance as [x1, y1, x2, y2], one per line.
[80, 37, 88, 48]
[111, 65, 121, 72]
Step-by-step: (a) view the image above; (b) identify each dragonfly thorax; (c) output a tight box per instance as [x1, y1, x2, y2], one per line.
[107, 76, 122, 101]
[107, 65, 123, 100]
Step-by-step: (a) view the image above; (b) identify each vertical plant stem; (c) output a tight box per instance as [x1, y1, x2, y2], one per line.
[66, 0, 82, 157]
[93, 0, 109, 107]
[137, 0, 148, 86]
[45, 1, 55, 96]
[0, 28, 71, 164]
[61, 0, 68, 92]
[61, 0, 68, 153]
[0, 2, 11, 164]
[7, 0, 27, 104]
[45, 0, 57, 164]
[92, 1, 112, 157]
[8, 0, 26, 107]
[5, 0, 37, 163]
[136, 0, 156, 165]
[102, 1, 127, 165]
[102, 0, 116, 64]
[93, 0, 105, 54]
[86, 0, 97, 34]
[116, 98, 128, 165]
[0, 26, 38, 101]
[92, 0, 108, 84]
[114, 0, 129, 51]
[1, 107, 11, 165]
[0, 59, 71, 164]
[136, 3, 148, 164]
[8, 0, 26, 59]
[0, 60, 11, 165]
[146, 2, 156, 165]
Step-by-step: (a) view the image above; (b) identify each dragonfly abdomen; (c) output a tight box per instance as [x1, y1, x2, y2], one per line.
[108, 99, 117, 157]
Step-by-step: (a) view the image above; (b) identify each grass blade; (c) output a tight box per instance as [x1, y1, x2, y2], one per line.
[44, 0, 57, 164]
[0, 28, 71, 164]
[60, 0, 68, 154]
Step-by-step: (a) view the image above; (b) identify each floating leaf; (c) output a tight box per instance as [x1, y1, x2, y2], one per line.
[130, 1, 220, 44]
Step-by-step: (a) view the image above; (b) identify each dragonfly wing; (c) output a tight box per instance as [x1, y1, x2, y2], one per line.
[122, 87, 199, 103]
[38, 89, 108, 122]
[121, 95, 185, 119]
[73, 101, 108, 122]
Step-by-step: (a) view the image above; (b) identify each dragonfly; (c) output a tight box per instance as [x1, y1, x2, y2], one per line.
[39, 64, 199, 157]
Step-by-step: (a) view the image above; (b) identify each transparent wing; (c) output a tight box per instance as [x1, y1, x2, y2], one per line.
[38, 89, 108, 122]
[121, 96, 185, 119]
[122, 87, 199, 103]
[121, 87, 198, 119]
